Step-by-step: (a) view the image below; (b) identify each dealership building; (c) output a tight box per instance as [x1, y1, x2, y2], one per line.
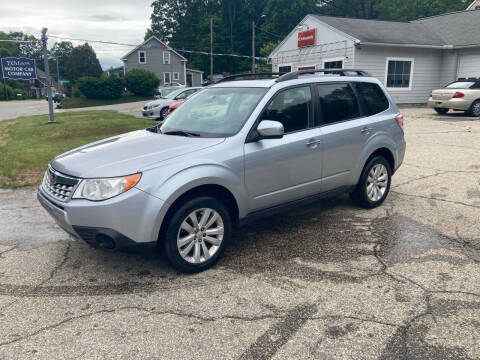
[269, 10, 480, 103]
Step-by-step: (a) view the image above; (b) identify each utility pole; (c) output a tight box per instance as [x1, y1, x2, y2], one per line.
[210, 18, 213, 83]
[56, 57, 60, 92]
[252, 20, 255, 73]
[41, 27, 56, 124]
[252, 15, 266, 73]
[0, 48, 8, 101]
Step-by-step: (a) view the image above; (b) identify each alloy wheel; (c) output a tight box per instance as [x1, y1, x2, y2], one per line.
[176, 208, 224, 264]
[472, 102, 480, 117]
[366, 164, 388, 202]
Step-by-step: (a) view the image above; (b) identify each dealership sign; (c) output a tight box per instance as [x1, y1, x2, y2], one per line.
[298, 29, 316, 47]
[1, 57, 37, 80]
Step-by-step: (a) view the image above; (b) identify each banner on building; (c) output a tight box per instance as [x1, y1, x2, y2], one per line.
[1, 57, 37, 80]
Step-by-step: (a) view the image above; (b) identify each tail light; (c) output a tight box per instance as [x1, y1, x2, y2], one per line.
[429, 91, 432, 98]
[395, 114, 404, 131]
[453, 91, 464, 98]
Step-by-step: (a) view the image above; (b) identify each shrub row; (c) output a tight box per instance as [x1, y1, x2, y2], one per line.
[77, 76, 124, 99]
[76, 69, 160, 99]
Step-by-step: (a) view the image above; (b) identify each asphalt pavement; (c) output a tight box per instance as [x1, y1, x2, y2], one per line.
[0, 107, 479, 359]
[0, 99, 149, 122]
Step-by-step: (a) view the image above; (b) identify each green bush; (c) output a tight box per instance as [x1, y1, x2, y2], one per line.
[72, 87, 82, 98]
[97, 76, 124, 99]
[13, 88, 26, 99]
[0, 84, 15, 100]
[77, 76, 125, 99]
[77, 77, 99, 99]
[125, 69, 159, 96]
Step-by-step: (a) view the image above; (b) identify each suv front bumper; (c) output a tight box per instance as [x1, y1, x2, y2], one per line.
[37, 186, 167, 249]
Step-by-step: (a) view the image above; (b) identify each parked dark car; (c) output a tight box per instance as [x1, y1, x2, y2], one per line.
[46, 93, 66, 103]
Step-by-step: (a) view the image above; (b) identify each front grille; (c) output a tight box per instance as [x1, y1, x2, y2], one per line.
[41, 165, 80, 202]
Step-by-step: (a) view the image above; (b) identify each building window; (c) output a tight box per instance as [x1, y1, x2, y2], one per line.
[323, 59, 343, 69]
[163, 51, 170, 64]
[173, 72, 179, 81]
[386, 58, 414, 89]
[138, 51, 146, 64]
[164, 72, 171, 84]
[278, 65, 292, 73]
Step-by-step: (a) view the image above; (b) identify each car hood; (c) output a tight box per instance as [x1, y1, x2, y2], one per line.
[51, 130, 225, 178]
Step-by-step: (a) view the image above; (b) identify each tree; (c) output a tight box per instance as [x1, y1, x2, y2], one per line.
[65, 43, 102, 82]
[145, 0, 469, 75]
[0, 31, 18, 57]
[125, 69, 159, 96]
[50, 41, 73, 80]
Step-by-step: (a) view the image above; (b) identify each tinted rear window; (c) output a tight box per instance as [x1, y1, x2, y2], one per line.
[317, 83, 360, 125]
[353, 82, 390, 116]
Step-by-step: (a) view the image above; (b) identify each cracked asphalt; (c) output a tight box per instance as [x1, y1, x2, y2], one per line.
[0, 107, 479, 359]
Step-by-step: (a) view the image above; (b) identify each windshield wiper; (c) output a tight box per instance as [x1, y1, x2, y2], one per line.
[162, 130, 200, 137]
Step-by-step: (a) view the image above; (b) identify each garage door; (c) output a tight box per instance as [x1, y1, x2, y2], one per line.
[457, 53, 480, 79]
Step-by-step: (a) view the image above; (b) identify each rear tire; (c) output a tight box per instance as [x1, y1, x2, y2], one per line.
[350, 156, 392, 209]
[163, 197, 231, 273]
[468, 100, 480, 117]
[434, 107, 449, 115]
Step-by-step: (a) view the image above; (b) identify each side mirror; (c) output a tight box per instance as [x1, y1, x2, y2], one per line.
[256, 120, 284, 139]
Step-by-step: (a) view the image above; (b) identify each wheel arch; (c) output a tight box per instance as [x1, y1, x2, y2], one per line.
[157, 184, 240, 244]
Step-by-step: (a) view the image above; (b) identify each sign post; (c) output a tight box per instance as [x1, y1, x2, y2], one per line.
[41, 28, 56, 124]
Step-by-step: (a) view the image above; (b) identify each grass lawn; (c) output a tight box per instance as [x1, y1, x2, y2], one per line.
[59, 95, 152, 109]
[0, 111, 156, 188]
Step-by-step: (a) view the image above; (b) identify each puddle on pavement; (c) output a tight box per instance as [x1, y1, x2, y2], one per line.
[1, 195, 477, 296]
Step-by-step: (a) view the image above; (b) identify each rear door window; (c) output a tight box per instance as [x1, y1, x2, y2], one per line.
[316, 83, 360, 125]
[353, 82, 390, 116]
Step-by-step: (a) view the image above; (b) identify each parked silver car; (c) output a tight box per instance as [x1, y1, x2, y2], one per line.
[38, 69, 406, 273]
[143, 87, 202, 121]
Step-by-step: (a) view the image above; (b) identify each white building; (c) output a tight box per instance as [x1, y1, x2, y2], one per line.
[269, 10, 480, 103]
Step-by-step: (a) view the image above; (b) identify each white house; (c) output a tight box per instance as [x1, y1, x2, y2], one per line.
[269, 10, 480, 103]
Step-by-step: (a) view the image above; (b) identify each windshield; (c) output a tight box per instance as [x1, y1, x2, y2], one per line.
[163, 89, 185, 99]
[446, 81, 475, 89]
[160, 87, 268, 137]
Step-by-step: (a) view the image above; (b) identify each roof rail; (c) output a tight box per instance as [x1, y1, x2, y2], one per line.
[215, 72, 285, 83]
[276, 69, 370, 82]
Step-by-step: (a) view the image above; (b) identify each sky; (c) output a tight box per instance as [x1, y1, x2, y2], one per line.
[0, 0, 152, 69]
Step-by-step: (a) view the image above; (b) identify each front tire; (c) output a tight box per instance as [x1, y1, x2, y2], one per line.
[434, 107, 449, 115]
[163, 197, 231, 273]
[468, 100, 480, 117]
[159, 107, 169, 120]
[350, 156, 392, 209]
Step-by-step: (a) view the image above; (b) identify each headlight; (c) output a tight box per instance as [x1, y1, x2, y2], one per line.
[152, 104, 160, 108]
[72, 173, 141, 201]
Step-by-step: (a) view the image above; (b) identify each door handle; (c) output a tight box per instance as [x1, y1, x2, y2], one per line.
[306, 139, 322, 148]
[361, 127, 372, 135]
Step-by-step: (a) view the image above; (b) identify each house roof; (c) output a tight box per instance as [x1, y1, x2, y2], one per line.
[186, 68, 203, 74]
[121, 36, 187, 61]
[310, 9, 480, 47]
[467, 0, 480, 10]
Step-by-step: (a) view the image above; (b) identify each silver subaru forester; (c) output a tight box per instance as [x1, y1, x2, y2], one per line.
[38, 69, 406, 273]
